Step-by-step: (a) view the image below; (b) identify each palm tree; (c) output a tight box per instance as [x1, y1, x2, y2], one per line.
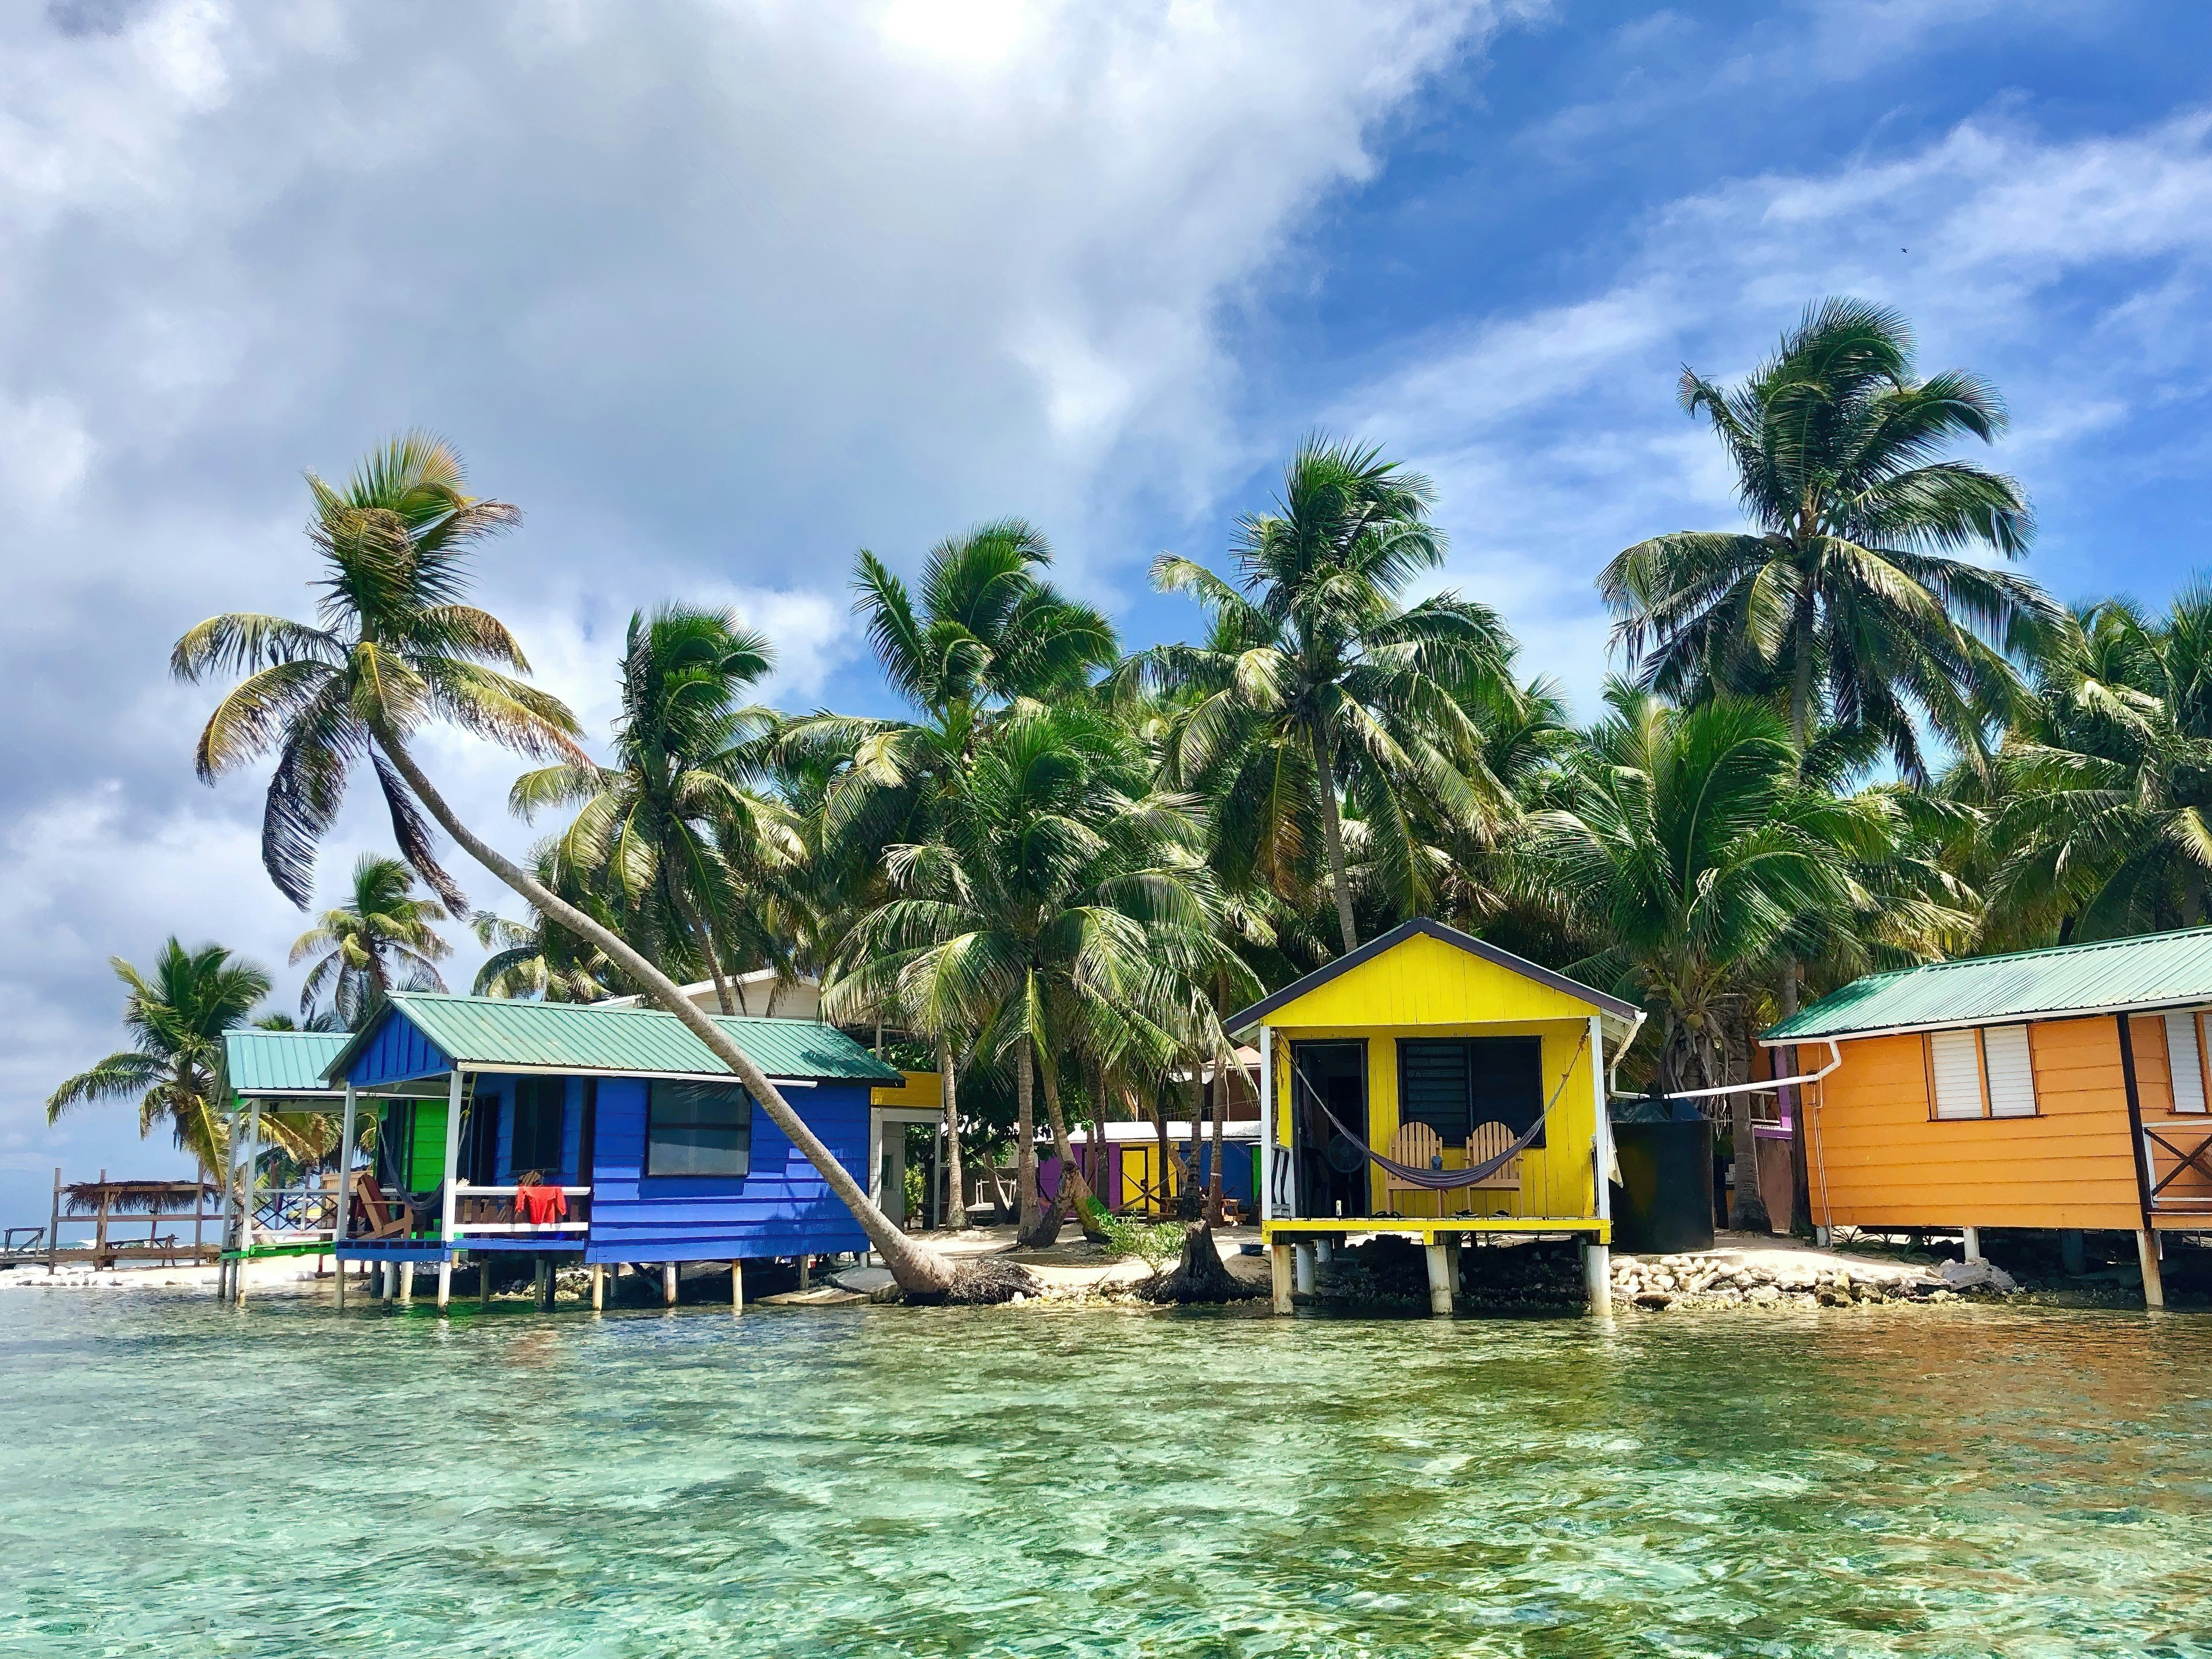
[790, 519, 1118, 891]
[1519, 688, 1923, 1229]
[1984, 586, 2212, 939]
[1122, 437, 1518, 954]
[175, 434, 967, 1296]
[510, 604, 795, 1015]
[1600, 297, 2062, 782]
[469, 850, 633, 1003]
[834, 701, 1223, 1245]
[290, 852, 451, 1027]
[47, 940, 275, 1174]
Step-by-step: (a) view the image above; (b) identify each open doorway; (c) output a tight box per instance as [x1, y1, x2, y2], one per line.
[1291, 1040, 1370, 1219]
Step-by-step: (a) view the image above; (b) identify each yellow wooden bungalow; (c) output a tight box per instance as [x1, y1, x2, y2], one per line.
[1226, 918, 1645, 1316]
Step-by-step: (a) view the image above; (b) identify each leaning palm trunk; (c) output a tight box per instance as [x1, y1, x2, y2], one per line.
[670, 886, 737, 1016]
[374, 729, 959, 1295]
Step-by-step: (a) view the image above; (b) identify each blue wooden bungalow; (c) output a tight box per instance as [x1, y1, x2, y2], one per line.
[323, 992, 903, 1310]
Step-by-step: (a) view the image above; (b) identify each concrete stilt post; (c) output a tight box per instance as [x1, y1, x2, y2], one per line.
[1293, 1241, 1316, 1295]
[1423, 1243, 1454, 1316]
[399, 1262, 415, 1306]
[663, 1261, 679, 1306]
[1963, 1226, 1983, 1262]
[590, 1263, 605, 1311]
[1584, 1242, 1613, 1317]
[731, 1259, 744, 1313]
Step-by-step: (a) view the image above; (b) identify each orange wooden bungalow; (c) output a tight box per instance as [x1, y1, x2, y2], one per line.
[1763, 927, 2212, 1306]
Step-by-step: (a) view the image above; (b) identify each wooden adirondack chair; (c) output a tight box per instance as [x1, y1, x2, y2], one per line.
[1464, 1120, 1521, 1193]
[350, 1168, 406, 1240]
[1382, 1122, 1443, 1217]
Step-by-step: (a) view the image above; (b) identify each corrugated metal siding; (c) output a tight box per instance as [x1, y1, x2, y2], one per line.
[582, 1077, 869, 1262]
[1770, 927, 2212, 1040]
[224, 1030, 350, 1094]
[334, 994, 899, 1085]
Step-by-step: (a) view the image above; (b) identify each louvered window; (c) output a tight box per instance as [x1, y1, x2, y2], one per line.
[1927, 1027, 2039, 1120]
[2165, 1012, 2209, 1114]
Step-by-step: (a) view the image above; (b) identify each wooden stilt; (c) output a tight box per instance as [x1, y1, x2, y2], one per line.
[731, 1259, 744, 1314]
[797, 1254, 811, 1291]
[2061, 1229, 2087, 1276]
[399, 1262, 415, 1306]
[1963, 1226, 1983, 1262]
[481, 1257, 494, 1306]
[1424, 1243, 1453, 1316]
[535, 1256, 554, 1312]
[590, 1263, 604, 1312]
[2138, 1230, 2166, 1309]
[1270, 1243, 1293, 1315]
[663, 1261, 679, 1306]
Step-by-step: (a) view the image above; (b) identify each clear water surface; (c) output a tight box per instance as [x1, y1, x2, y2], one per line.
[4, 1288, 2210, 1657]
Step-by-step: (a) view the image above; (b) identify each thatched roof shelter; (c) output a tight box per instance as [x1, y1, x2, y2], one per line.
[63, 1180, 217, 1215]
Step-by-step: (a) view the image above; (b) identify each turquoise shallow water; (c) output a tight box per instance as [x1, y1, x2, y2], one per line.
[3, 1290, 2211, 1657]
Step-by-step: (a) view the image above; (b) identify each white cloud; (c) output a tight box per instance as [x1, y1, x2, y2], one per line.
[0, 0, 1524, 1222]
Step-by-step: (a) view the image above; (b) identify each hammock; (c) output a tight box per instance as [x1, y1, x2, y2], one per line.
[1287, 1029, 1589, 1191]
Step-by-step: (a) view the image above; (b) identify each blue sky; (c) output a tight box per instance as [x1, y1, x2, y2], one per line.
[5, 0, 2210, 1225]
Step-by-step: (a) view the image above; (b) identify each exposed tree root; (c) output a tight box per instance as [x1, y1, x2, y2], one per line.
[895, 1255, 1044, 1305]
[1144, 1221, 1259, 1304]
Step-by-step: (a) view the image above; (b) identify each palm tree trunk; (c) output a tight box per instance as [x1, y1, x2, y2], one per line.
[1207, 1055, 1226, 1225]
[1726, 1018, 1770, 1234]
[671, 886, 737, 1016]
[1021, 1049, 1073, 1247]
[1309, 720, 1359, 954]
[371, 728, 957, 1295]
[938, 1034, 965, 1232]
[1781, 971, 1812, 1237]
[1014, 1038, 1040, 1238]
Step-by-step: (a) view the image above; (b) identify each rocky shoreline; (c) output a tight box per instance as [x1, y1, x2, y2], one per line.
[1611, 1249, 2016, 1312]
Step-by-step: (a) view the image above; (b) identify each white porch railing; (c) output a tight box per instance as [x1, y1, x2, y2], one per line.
[446, 1183, 592, 1238]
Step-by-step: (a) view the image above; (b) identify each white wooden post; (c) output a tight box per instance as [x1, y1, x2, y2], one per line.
[590, 1263, 605, 1311]
[731, 1259, 744, 1314]
[1585, 1016, 1613, 1319]
[1962, 1225, 1983, 1262]
[436, 1069, 463, 1312]
[1257, 1025, 1275, 1223]
[234, 1101, 261, 1306]
[864, 1108, 885, 1266]
[2137, 1230, 2166, 1309]
[1270, 1242, 1293, 1315]
[399, 1261, 415, 1305]
[334, 1082, 356, 1311]
[662, 1262, 678, 1306]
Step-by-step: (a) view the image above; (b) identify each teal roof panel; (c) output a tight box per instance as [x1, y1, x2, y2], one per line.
[1766, 927, 2212, 1042]
[224, 1029, 351, 1096]
[324, 993, 903, 1086]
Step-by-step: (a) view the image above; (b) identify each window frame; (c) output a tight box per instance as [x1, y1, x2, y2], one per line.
[643, 1080, 755, 1179]
[2163, 1010, 2211, 1115]
[1923, 1025, 2040, 1122]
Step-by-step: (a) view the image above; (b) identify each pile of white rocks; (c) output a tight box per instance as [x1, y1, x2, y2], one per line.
[1610, 1250, 2016, 1312]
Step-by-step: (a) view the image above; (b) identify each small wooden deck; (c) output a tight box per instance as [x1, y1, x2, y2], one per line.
[1260, 1217, 1608, 1241]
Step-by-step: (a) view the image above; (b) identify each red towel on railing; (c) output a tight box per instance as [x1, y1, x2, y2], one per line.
[515, 1184, 568, 1224]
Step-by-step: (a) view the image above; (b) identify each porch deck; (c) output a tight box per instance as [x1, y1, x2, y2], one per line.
[1260, 1215, 1609, 1241]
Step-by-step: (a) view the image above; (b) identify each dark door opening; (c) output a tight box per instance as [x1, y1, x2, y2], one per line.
[1291, 1040, 1370, 1219]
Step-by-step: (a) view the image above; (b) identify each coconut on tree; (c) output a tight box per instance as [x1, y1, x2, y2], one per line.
[172, 433, 978, 1298]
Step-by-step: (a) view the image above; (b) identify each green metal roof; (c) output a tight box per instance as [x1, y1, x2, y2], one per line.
[223, 1029, 352, 1096]
[1765, 927, 2212, 1043]
[325, 993, 904, 1085]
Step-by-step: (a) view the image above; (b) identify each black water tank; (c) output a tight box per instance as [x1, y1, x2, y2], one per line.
[1611, 1118, 1714, 1253]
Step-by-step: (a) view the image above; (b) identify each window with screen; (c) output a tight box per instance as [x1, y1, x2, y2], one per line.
[1397, 1037, 1544, 1147]
[510, 1077, 567, 1175]
[646, 1082, 753, 1177]
[2165, 1011, 2210, 1113]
